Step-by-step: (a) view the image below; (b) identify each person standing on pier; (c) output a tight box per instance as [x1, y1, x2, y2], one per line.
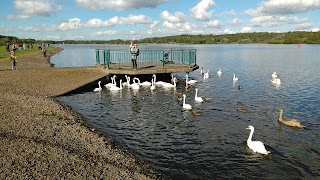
[130, 43, 139, 69]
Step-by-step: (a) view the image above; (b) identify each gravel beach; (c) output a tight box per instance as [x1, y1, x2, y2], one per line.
[0, 48, 159, 179]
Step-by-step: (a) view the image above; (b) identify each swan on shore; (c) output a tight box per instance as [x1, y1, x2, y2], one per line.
[182, 94, 192, 110]
[185, 75, 197, 85]
[246, 125, 271, 155]
[110, 79, 122, 91]
[272, 72, 277, 79]
[194, 88, 203, 102]
[94, 81, 102, 92]
[278, 108, 306, 128]
[233, 73, 238, 81]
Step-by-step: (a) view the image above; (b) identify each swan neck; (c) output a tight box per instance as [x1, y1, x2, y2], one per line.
[183, 96, 186, 104]
[279, 109, 283, 121]
[247, 128, 254, 143]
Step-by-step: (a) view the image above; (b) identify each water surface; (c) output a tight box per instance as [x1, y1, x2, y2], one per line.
[55, 44, 320, 179]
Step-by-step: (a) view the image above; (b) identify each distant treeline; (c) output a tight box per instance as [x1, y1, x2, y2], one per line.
[2, 31, 320, 45]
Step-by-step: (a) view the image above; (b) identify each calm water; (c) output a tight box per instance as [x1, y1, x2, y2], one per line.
[55, 44, 320, 179]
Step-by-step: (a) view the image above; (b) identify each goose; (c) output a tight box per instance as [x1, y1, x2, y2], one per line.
[150, 78, 156, 90]
[185, 75, 197, 85]
[278, 108, 306, 128]
[203, 69, 209, 79]
[93, 81, 102, 92]
[217, 68, 222, 76]
[271, 78, 281, 85]
[237, 108, 246, 113]
[152, 74, 165, 86]
[110, 79, 122, 91]
[233, 73, 238, 81]
[105, 75, 116, 88]
[194, 88, 203, 102]
[162, 77, 176, 88]
[271, 72, 277, 79]
[246, 125, 271, 155]
[182, 94, 192, 110]
[131, 77, 140, 90]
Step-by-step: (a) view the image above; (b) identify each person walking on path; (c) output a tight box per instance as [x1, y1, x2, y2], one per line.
[10, 50, 17, 70]
[130, 43, 139, 69]
[6, 43, 10, 52]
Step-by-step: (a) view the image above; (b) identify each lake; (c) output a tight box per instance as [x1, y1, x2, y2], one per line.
[54, 44, 320, 179]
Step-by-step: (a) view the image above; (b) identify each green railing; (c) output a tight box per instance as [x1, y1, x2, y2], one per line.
[95, 49, 196, 69]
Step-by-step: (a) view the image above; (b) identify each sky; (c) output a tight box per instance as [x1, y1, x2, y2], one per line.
[1, 0, 319, 41]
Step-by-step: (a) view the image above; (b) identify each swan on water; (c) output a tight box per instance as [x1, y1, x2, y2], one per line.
[278, 108, 306, 128]
[182, 94, 192, 110]
[122, 75, 129, 87]
[110, 79, 122, 91]
[217, 68, 222, 76]
[150, 78, 156, 90]
[93, 81, 102, 92]
[203, 69, 209, 79]
[194, 88, 203, 102]
[140, 76, 152, 86]
[233, 73, 238, 81]
[171, 74, 178, 83]
[131, 77, 140, 90]
[152, 74, 165, 86]
[246, 125, 271, 155]
[272, 72, 277, 79]
[200, 67, 205, 74]
[271, 78, 281, 85]
[185, 74, 197, 85]
[162, 77, 176, 88]
[105, 75, 116, 88]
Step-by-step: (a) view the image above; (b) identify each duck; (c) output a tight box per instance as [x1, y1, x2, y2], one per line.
[192, 110, 201, 116]
[271, 72, 277, 79]
[194, 88, 203, 102]
[182, 94, 192, 110]
[203, 96, 212, 101]
[246, 125, 271, 155]
[278, 108, 306, 128]
[237, 108, 246, 113]
[93, 81, 102, 92]
[233, 73, 238, 81]
[185, 74, 197, 85]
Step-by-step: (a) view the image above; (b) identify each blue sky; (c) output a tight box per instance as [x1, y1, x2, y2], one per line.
[1, 0, 319, 41]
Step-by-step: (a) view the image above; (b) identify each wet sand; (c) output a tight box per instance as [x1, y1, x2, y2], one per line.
[0, 47, 160, 179]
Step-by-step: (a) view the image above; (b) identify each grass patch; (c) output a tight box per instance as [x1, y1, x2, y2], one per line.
[0, 46, 54, 61]
[35, 108, 71, 125]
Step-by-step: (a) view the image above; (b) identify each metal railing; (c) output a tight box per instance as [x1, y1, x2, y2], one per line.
[96, 49, 196, 69]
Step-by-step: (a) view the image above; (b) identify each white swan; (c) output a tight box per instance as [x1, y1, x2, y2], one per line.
[200, 67, 205, 74]
[105, 75, 116, 88]
[203, 69, 209, 79]
[140, 77, 152, 86]
[246, 125, 271, 155]
[131, 77, 140, 90]
[217, 68, 222, 76]
[93, 81, 102, 92]
[110, 79, 122, 91]
[185, 75, 197, 85]
[233, 73, 238, 81]
[162, 77, 176, 88]
[271, 72, 277, 79]
[122, 75, 129, 87]
[150, 78, 156, 90]
[171, 74, 178, 83]
[152, 74, 165, 86]
[271, 78, 281, 85]
[194, 88, 203, 102]
[182, 94, 192, 110]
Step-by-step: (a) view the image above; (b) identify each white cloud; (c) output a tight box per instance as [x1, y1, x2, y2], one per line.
[190, 0, 216, 20]
[220, 10, 236, 16]
[224, 29, 234, 34]
[204, 20, 222, 28]
[245, 0, 320, 16]
[93, 30, 118, 36]
[149, 21, 160, 29]
[162, 21, 192, 32]
[250, 16, 309, 27]
[229, 18, 243, 26]
[59, 18, 82, 31]
[160, 11, 186, 23]
[75, 0, 169, 11]
[241, 27, 254, 33]
[7, 0, 62, 19]
[311, 28, 319, 32]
